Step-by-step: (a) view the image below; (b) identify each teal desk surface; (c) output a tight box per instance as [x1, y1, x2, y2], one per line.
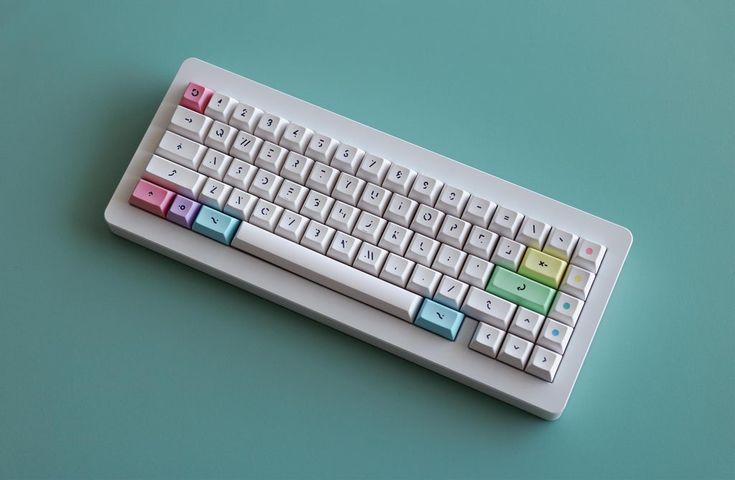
[1, 1, 733, 478]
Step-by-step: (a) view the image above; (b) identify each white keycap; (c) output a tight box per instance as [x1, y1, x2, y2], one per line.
[560, 264, 595, 300]
[229, 131, 263, 163]
[543, 227, 579, 261]
[143, 155, 206, 198]
[406, 265, 442, 297]
[408, 174, 443, 206]
[436, 215, 471, 249]
[274, 210, 309, 242]
[305, 162, 339, 194]
[460, 287, 517, 330]
[352, 211, 387, 244]
[490, 237, 526, 271]
[410, 204, 444, 238]
[549, 292, 584, 327]
[332, 173, 366, 206]
[300, 190, 334, 223]
[435, 185, 470, 217]
[326, 201, 360, 232]
[169, 105, 213, 143]
[330, 144, 364, 174]
[204, 120, 238, 153]
[515, 217, 551, 250]
[248, 169, 283, 201]
[433, 276, 469, 310]
[378, 222, 413, 255]
[383, 194, 418, 227]
[280, 152, 314, 184]
[156, 130, 207, 170]
[525, 346, 562, 382]
[198, 177, 232, 210]
[461, 195, 496, 228]
[224, 189, 258, 220]
[508, 307, 545, 342]
[357, 183, 392, 215]
[327, 232, 362, 264]
[571, 238, 607, 273]
[274, 180, 309, 211]
[497, 334, 533, 370]
[356, 153, 391, 184]
[223, 159, 258, 190]
[379, 254, 415, 287]
[353, 243, 389, 276]
[249, 199, 283, 232]
[232, 222, 422, 322]
[463, 226, 499, 260]
[229, 103, 263, 133]
[458, 255, 493, 288]
[469, 322, 506, 359]
[254, 112, 288, 143]
[254, 141, 288, 173]
[304, 134, 339, 163]
[432, 244, 467, 278]
[204, 92, 237, 122]
[405, 234, 441, 267]
[537, 318, 573, 354]
[198, 148, 233, 180]
[300, 221, 335, 254]
[279, 123, 313, 154]
[488, 206, 524, 238]
[382, 163, 416, 195]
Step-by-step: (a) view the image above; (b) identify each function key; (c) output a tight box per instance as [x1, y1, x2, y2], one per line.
[180, 82, 213, 113]
[571, 239, 607, 273]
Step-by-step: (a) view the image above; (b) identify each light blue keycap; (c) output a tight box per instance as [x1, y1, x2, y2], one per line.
[192, 205, 240, 244]
[415, 299, 465, 341]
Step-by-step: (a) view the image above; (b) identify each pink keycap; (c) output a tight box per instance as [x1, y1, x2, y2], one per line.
[129, 178, 175, 217]
[180, 82, 213, 113]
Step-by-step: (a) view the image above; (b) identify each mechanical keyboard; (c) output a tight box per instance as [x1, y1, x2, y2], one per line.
[105, 58, 633, 419]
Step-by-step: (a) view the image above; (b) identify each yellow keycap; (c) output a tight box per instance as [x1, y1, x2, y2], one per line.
[518, 248, 567, 288]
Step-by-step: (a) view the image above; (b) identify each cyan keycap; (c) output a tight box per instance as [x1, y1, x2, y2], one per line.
[192, 205, 240, 244]
[415, 299, 465, 341]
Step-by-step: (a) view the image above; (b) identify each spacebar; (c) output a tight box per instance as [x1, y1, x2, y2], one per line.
[230, 222, 423, 322]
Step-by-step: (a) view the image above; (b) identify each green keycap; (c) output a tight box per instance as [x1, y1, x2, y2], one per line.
[486, 267, 556, 315]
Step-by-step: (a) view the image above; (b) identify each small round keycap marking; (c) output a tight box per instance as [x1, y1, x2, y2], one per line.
[551, 329, 560, 337]
[585, 247, 594, 255]
[563, 302, 571, 310]
[574, 274, 582, 282]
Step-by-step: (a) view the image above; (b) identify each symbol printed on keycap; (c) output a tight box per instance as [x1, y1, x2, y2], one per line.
[436, 312, 445, 320]
[585, 247, 594, 255]
[179, 204, 186, 210]
[216, 128, 224, 137]
[539, 261, 547, 267]
[211, 217, 218, 224]
[191, 88, 199, 97]
[562, 302, 571, 310]
[176, 143, 182, 150]
[574, 274, 582, 282]
[147, 191, 153, 197]
[185, 118, 192, 123]
[517, 283, 526, 291]
[551, 328, 560, 337]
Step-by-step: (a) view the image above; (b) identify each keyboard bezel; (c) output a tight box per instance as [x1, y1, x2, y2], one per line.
[105, 57, 633, 420]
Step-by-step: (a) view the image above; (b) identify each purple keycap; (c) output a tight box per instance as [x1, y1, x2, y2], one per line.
[166, 194, 201, 228]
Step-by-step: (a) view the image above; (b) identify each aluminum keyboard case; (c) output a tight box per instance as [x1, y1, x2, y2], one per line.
[105, 57, 633, 420]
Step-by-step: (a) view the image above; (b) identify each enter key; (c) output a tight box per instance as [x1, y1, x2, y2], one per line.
[486, 267, 555, 315]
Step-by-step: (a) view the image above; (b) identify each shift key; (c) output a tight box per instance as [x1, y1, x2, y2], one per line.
[486, 267, 555, 315]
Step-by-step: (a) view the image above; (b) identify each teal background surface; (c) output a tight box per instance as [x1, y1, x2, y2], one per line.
[1, 1, 734, 478]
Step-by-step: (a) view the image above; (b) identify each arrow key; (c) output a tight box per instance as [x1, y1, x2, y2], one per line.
[469, 322, 506, 358]
[525, 345, 562, 382]
[497, 333, 533, 370]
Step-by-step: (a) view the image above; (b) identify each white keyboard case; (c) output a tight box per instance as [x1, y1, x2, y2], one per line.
[105, 58, 632, 419]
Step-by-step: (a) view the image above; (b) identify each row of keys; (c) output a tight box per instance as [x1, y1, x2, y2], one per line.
[175, 82, 607, 272]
